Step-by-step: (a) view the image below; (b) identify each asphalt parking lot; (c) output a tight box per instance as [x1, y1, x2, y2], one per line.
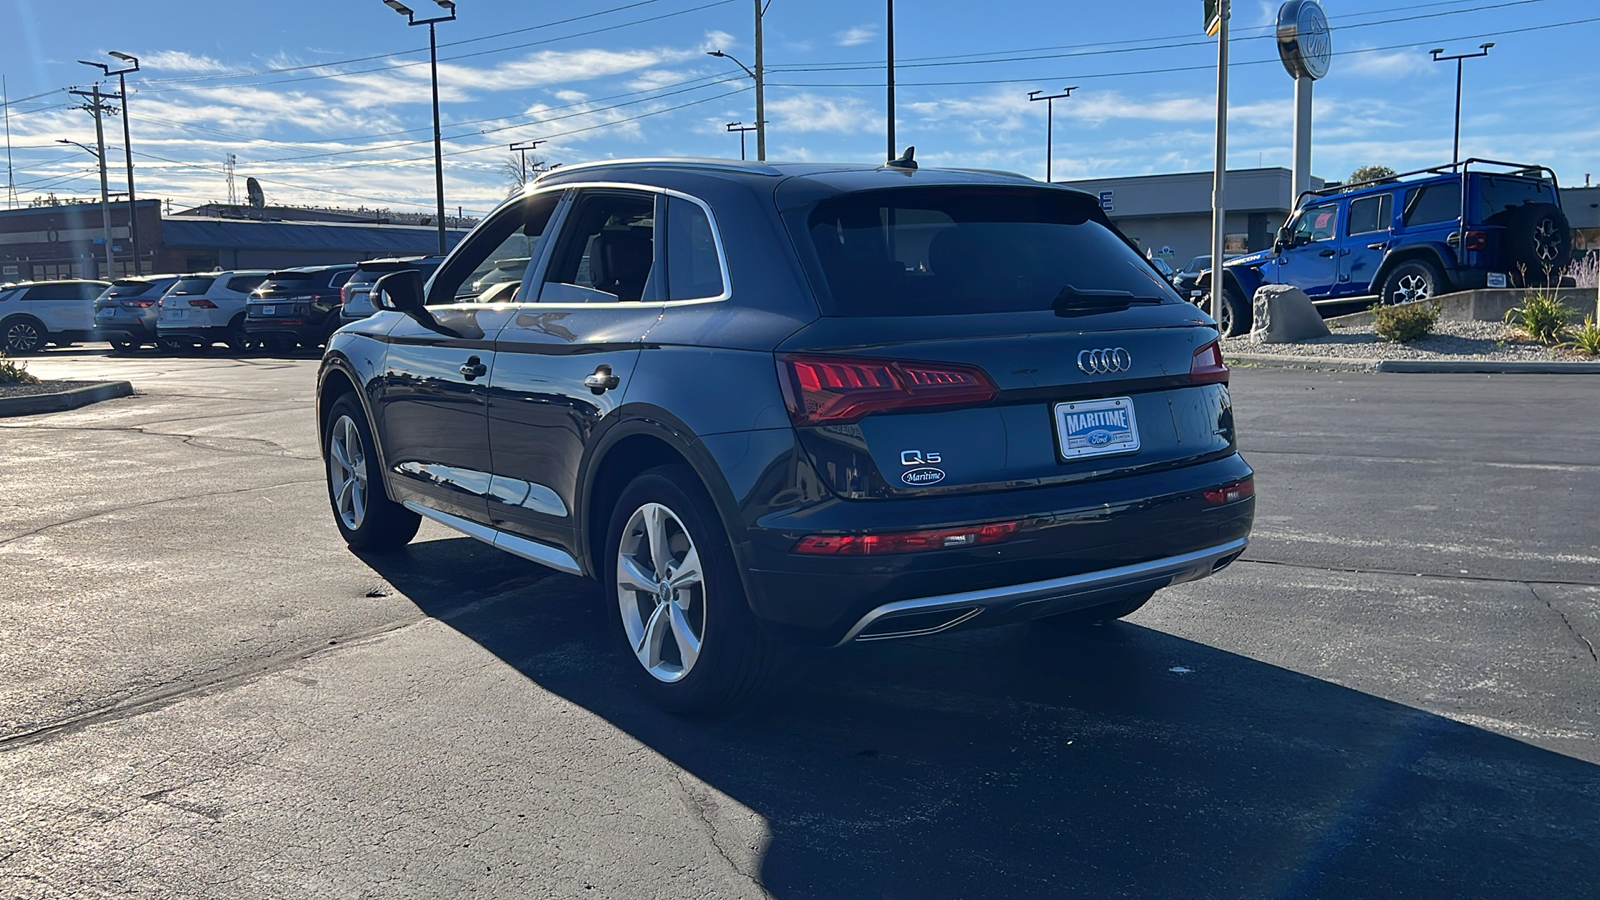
[2, 351, 1597, 899]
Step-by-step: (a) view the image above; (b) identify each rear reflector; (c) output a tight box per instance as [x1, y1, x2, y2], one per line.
[188, 298, 219, 309]
[1190, 340, 1229, 385]
[794, 521, 1020, 556]
[778, 354, 997, 425]
[1465, 230, 1487, 252]
[1203, 476, 1254, 505]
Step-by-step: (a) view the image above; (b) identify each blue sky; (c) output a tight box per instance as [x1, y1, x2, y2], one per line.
[2, 0, 1597, 218]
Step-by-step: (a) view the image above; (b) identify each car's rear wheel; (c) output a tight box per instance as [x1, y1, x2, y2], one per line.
[1033, 590, 1156, 629]
[605, 464, 782, 714]
[1379, 259, 1445, 305]
[155, 335, 187, 354]
[108, 340, 137, 354]
[225, 315, 249, 353]
[2, 316, 46, 355]
[324, 394, 420, 552]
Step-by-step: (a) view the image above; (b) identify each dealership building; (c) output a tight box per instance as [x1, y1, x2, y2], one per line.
[1057, 167, 1324, 265]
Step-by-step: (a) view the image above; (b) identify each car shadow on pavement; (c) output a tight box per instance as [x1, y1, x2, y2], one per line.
[364, 537, 1600, 900]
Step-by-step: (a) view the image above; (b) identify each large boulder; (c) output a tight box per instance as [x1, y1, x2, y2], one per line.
[1250, 284, 1331, 344]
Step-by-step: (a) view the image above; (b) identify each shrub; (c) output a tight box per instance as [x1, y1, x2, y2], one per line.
[1372, 301, 1441, 343]
[1559, 317, 1600, 355]
[1505, 291, 1573, 345]
[0, 351, 40, 386]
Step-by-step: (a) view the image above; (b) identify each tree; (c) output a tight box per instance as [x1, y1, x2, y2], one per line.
[501, 152, 548, 198]
[1348, 165, 1398, 185]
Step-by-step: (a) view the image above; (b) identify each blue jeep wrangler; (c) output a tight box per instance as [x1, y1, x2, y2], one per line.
[1201, 159, 1571, 335]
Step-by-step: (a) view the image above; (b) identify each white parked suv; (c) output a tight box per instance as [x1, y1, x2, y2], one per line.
[0, 279, 112, 354]
[155, 270, 270, 352]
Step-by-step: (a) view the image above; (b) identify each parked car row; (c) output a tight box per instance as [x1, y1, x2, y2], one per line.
[0, 254, 445, 355]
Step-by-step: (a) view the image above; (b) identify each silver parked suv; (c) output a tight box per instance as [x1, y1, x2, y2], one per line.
[155, 270, 270, 352]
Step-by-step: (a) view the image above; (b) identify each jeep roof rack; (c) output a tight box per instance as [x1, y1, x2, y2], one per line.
[1295, 157, 1559, 210]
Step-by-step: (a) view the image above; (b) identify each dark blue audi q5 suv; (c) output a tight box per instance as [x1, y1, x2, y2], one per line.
[317, 157, 1254, 712]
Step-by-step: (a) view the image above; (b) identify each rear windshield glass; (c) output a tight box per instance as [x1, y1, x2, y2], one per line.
[258, 272, 314, 293]
[1476, 175, 1556, 223]
[170, 277, 216, 295]
[794, 187, 1178, 316]
[353, 260, 441, 284]
[106, 281, 162, 298]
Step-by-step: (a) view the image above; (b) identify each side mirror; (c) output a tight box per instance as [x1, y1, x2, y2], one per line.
[1274, 226, 1292, 252]
[373, 269, 425, 313]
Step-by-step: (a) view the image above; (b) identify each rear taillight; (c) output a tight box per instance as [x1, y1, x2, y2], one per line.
[189, 298, 218, 309]
[1190, 340, 1229, 385]
[340, 284, 353, 307]
[121, 299, 157, 309]
[1464, 230, 1487, 252]
[794, 521, 1020, 556]
[1203, 477, 1254, 505]
[778, 354, 998, 425]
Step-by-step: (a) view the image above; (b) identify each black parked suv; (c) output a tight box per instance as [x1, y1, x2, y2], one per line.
[317, 159, 1255, 712]
[245, 265, 357, 351]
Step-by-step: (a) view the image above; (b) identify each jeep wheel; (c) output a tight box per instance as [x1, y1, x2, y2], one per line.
[605, 464, 784, 714]
[1216, 286, 1250, 338]
[1379, 259, 1445, 305]
[1505, 202, 1571, 279]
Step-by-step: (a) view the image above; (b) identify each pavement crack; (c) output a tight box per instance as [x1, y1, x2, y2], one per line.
[1531, 584, 1599, 664]
[0, 478, 322, 548]
[668, 769, 772, 898]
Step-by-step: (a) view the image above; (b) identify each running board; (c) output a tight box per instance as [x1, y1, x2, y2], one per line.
[1312, 295, 1377, 307]
[402, 500, 583, 576]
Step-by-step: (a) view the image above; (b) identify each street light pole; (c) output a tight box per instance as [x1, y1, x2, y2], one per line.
[509, 139, 545, 189]
[1027, 87, 1076, 183]
[1429, 43, 1493, 165]
[886, 0, 895, 162]
[383, 0, 456, 254]
[87, 52, 144, 275]
[707, 50, 766, 160]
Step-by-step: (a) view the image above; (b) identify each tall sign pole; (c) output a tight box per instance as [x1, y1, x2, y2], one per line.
[886, 0, 896, 161]
[1208, 0, 1229, 324]
[1277, 1, 1332, 207]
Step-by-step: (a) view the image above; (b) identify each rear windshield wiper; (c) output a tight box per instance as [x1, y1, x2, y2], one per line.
[1052, 285, 1165, 309]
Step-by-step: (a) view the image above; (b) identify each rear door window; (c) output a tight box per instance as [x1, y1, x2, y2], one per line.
[793, 187, 1177, 316]
[1403, 184, 1461, 227]
[1346, 193, 1393, 236]
[540, 190, 660, 303]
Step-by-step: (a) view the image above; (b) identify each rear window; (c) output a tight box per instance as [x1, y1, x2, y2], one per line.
[228, 274, 268, 293]
[1402, 184, 1461, 227]
[106, 280, 162, 299]
[171, 277, 216, 295]
[257, 272, 313, 293]
[1476, 175, 1556, 223]
[352, 260, 441, 284]
[795, 187, 1178, 316]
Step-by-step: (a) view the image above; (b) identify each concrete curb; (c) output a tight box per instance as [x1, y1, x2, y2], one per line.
[1225, 352, 1600, 374]
[0, 381, 134, 417]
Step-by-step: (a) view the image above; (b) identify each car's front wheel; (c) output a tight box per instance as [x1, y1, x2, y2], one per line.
[605, 464, 782, 713]
[2, 316, 46, 355]
[324, 394, 420, 552]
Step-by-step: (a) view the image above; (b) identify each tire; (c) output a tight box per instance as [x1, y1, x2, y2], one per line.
[1504, 202, 1571, 279]
[1033, 591, 1156, 630]
[2, 316, 46, 355]
[155, 335, 188, 354]
[324, 394, 420, 552]
[225, 315, 249, 353]
[109, 340, 138, 354]
[1378, 258, 1446, 306]
[1214, 285, 1250, 338]
[604, 464, 783, 714]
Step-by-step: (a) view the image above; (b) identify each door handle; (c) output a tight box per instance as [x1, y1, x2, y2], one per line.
[584, 364, 621, 395]
[1367, 242, 1387, 250]
[459, 356, 488, 380]
[1318, 248, 1337, 258]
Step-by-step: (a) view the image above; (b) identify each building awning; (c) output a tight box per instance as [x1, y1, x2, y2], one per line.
[160, 217, 468, 254]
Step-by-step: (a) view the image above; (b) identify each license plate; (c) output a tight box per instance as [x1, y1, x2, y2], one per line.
[96, 308, 114, 318]
[162, 309, 186, 319]
[260, 305, 275, 315]
[1054, 397, 1140, 460]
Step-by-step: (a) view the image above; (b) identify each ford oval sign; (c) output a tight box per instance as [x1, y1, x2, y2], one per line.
[901, 467, 946, 486]
[1276, 0, 1331, 81]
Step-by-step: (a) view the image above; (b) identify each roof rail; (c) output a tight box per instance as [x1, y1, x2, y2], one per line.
[531, 158, 783, 184]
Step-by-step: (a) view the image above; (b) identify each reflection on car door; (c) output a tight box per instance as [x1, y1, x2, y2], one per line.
[1279, 200, 1343, 297]
[374, 197, 550, 524]
[486, 188, 667, 551]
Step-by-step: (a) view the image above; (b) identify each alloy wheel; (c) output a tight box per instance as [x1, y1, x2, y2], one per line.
[1533, 217, 1562, 263]
[5, 321, 40, 354]
[327, 414, 369, 531]
[615, 502, 706, 683]
[1392, 273, 1431, 304]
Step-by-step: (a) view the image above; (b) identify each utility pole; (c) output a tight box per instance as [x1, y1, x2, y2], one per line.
[1208, 0, 1230, 325]
[725, 122, 757, 160]
[67, 86, 116, 279]
[1027, 87, 1077, 183]
[1429, 43, 1493, 165]
[84, 53, 143, 274]
[2, 76, 15, 209]
[509, 139, 545, 188]
[754, 0, 766, 160]
[886, 0, 896, 162]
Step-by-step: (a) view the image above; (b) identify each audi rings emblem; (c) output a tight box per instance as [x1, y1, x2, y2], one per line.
[1077, 348, 1132, 375]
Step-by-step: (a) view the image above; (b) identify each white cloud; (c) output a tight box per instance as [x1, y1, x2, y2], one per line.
[141, 50, 234, 74]
[835, 25, 878, 47]
[1338, 46, 1430, 80]
[767, 93, 877, 133]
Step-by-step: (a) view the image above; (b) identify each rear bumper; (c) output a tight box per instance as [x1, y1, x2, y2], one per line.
[93, 319, 156, 343]
[735, 452, 1255, 645]
[245, 319, 330, 343]
[156, 324, 229, 342]
[837, 537, 1247, 644]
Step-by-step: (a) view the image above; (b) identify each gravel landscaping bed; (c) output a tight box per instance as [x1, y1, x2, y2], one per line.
[1222, 320, 1588, 361]
[0, 379, 114, 398]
